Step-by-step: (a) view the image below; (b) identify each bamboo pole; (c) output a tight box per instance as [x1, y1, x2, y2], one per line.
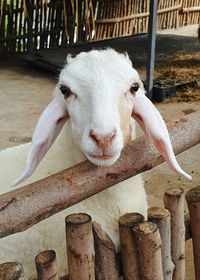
[0, 262, 25, 280]
[163, 188, 185, 280]
[35, 250, 59, 280]
[0, 111, 199, 239]
[133, 221, 163, 280]
[93, 221, 119, 280]
[65, 213, 95, 280]
[148, 207, 175, 280]
[186, 186, 200, 280]
[118, 213, 144, 280]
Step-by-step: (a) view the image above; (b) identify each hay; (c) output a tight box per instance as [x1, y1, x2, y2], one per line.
[154, 53, 200, 103]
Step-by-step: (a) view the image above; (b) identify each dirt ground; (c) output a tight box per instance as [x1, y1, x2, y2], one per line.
[0, 26, 199, 279]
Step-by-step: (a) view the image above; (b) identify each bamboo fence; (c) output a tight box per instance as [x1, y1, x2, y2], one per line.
[0, 0, 199, 56]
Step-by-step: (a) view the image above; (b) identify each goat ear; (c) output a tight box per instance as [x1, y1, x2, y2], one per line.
[13, 98, 69, 186]
[132, 89, 191, 180]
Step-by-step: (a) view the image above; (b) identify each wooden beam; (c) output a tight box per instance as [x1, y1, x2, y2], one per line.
[0, 110, 200, 239]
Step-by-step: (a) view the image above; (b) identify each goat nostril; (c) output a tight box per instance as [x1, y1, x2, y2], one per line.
[108, 131, 116, 142]
[89, 130, 116, 148]
[89, 131, 100, 145]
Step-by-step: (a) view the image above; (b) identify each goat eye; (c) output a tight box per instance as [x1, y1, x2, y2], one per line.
[60, 85, 72, 99]
[130, 83, 140, 94]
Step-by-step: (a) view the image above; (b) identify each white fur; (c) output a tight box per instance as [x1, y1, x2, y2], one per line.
[0, 49, 147, 279]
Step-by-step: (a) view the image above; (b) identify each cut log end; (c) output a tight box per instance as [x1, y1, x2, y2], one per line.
[35, 250, 59, 280]
[65, 213, 91, 225]
[0, 262, 25, 280]
[133, 221, 158, 235]
[164, 187, 184, 197]
[118, 212, 144, 228]
[35, 250, 56, 266]
[186, 186, 200, 202]
[93, 222, 116, 251]
[148, 207, 170, 220]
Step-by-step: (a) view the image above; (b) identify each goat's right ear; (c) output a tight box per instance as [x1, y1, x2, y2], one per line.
[132, 89, 191, 180]
[13, 98, 69, 186]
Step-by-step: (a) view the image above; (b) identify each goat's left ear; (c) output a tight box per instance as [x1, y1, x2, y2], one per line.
[132, 86, 191, 180]
[12, 98, 69, 186]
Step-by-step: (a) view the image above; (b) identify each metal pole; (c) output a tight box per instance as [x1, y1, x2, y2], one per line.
[146, 0, 158, 99]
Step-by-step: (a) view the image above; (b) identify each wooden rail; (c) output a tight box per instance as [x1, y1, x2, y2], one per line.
[0, 111, 199, 239]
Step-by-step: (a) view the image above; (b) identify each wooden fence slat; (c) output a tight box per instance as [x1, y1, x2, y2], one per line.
[93, 221, 119, 280]
[119, 213, 144, 280]
[186, 186, 200, 280]
[65, 213, 95, 280]
[133, 221, 164, 280]
[148, 207, 175, 280]
[163, 188, 185, 280]
[35, 250, 59, 280]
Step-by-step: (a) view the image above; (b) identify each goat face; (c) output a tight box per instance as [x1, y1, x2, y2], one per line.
[58, 49, 139, 166]
[13, 49, 191, 185]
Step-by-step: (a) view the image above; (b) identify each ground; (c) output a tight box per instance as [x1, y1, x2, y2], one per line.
[0, 25, 199, 279]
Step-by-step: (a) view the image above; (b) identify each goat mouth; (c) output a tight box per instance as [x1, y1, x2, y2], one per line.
[90, 154, 114, 160]
[86, 152, 120, 166]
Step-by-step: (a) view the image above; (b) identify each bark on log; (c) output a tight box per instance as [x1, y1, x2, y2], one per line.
[186, 186, 200, 280]
[35, 250, 59, 280]
[93, 221, 118, 280]
[0, 111, 199, 239]
[118, 213, 144, 280]
[132, 221, 163, 280]
[65, 213, 95, 280]
[148, 207, 175, 280]
[163, 188, 185, 280]
[0, 262, 25, 280]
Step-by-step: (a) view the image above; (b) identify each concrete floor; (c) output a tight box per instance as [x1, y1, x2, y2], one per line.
[0, 29, 199, 279]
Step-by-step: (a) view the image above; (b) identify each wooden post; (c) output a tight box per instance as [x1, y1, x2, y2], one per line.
[0, 262, 25, 280]
[35, 250, 59, 280]
[133, 221, 163, 280]
[163, 188, 185, 280]
[65, 213, 95, 280]
[148, 207, 175, 280]
[186, 186, 200, 280]
[93, 221, 118, 280]
[118, 213, 144, 280]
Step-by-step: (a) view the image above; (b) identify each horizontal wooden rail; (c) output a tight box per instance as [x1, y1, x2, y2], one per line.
[95, 5, 182, 24]
[0, 111, 200, 239]
[181, 6, 200, 13]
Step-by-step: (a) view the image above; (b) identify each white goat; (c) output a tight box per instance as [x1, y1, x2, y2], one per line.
[0, 49, 191, 279]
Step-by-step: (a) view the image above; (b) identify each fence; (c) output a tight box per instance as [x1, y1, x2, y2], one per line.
[0, 0, 199, 56]
[0, 186, 200, 279]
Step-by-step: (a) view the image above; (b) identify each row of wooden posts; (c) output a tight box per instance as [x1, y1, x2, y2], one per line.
[0, 185, 200, 280]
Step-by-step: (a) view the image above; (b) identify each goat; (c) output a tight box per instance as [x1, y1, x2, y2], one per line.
[0, 49, 191, 279]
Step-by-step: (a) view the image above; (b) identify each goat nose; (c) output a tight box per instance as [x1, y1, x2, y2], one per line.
[89, 130, 116, 149]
